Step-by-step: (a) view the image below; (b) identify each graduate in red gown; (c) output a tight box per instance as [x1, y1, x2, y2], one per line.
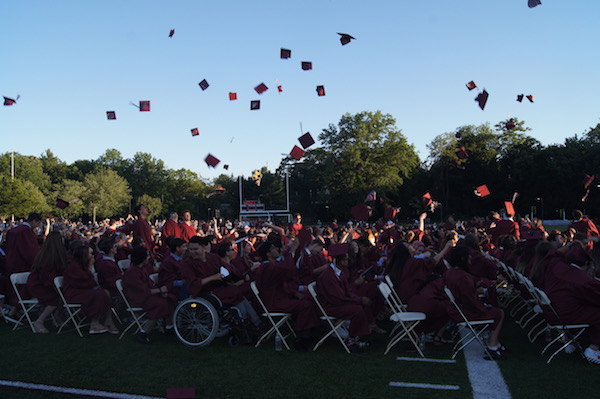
[94, 237, 123, 297]
[181, 236, 222, 298]
[295, 240, 329, 286]
[179, 210, 197, 242]
[161, 212, 182, 241]
[119, 204, 154, 255]
[63, 245, 118, 335]
[158, 238, 187, 304]
[26, 231, 66, 333]
[568, 210, 599, 237]
[123, 246, 171, 344]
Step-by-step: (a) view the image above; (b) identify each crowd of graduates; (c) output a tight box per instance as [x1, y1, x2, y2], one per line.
[1, 205, 599, 362]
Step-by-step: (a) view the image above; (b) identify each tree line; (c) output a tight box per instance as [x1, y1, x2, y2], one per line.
[2, 111, 600, 222]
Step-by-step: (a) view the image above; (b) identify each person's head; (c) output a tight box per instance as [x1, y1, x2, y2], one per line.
[294, 213, 302, 223]
[131, 246, 149, 266]
[169, 238, 187, 256]
[217, 241, 235, 259]
[463, 234, 480, 251]
[31, 231, 66, 272]
[573, 210, 584, 220]
[182, 210, 191, 222]
[307, 239, 324, 255]
[387, 242, 412, 282]
[27, 212, 42, 228]
[187, 236, 211, 259]
[169, 211, 178, 221]
[448, 245, 471, 272]
[134, 204, 149, 219]
[258, 239, 283, 261]
[98, 237, 116, 255]
[72, 245, 93, 270]
[132, 236, 145, 248]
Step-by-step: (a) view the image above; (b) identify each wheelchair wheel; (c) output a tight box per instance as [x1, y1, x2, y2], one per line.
[173, 298, 219, 346]
[228, 335, 240, 347]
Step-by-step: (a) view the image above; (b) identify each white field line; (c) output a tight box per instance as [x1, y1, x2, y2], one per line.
[389, 382, 460, 390]
[396, 356, 457, 364]
[0, 380, 163, 399]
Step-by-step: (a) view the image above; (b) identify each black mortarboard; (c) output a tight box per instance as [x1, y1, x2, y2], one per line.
[250, 100, 260, 110]
[169, 29, 175, 38]
[505, 119, 516, 130]
[337, 33, 356, 46]
[255, 83, 268, 94]
[139, 101, 150, 112]
[528, 0, 542, 8]
[466, 81, 477, 91]
[456, 146, 468, 159]
[298, 132, 315, 149]
[301, 61, 312, 71]
[280, 48, 291, 59]
[526, 95, 534, 103]
[191, 128, 199, 137]
[3, 97, 17, 106]
[223, 164, 229, 170]
[316, 85, 326, 96]
[199, 79, 209, 91]
[56, 198, 70, 209]
[517, 94, 524, 102]
[475, 90, 488, 110]
[204, 154, 220, 168]
[106, 111, 116, 120]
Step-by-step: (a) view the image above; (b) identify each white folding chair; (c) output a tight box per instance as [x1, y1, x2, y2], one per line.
[250, 281, 295, 350]
[0, 293, 6, 323]
[117, 259, 131, 272]
[534, 288, 589, 363]
[384, 275, 407, 310]
[378, 282, 426, 356]
[307, 282, 350, 353]
[9, 272, 39, 332]
[53, 276, 87, 337]
[115, 279, 147, 339]
[444, 286, 495, 360]
[149, 273, 159, 285]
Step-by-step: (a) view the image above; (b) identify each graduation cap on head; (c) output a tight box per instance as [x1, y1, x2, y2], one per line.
[466, 81, 477, 91]
[504, 201, 515, 216]
[301, 61, 312, 70]
[528, 0, 542, 8]
[191, 128, 199, 137]
[254, 83, 268, 94]
[517, 94, 524, 102]
[337, 32, 356, 45]
[526, 95, 534, 103]
[328, 243, 349, 258]
[106, 111, 116, 120]
[228, 92, 237, 101]
[290, 145, 305, 161]
[139, 101, 150, 111]
[3, 96, 17, 106]
[505, 119, 516, 130]
[250, 100, 260, 110]
[351, 203, 371, 222]
[475, 90, 489, 110]
[56, 198, 70, 209]
[456, 147, 468, 159]
[204, 154, 220, 168]
[474, 184, 490, 198]
[298, 132, 315, 149]
[168, 29, 175, 38]
[316, 85, 326, 96]
[280, 48, 291, 59]
[198, 79, 209, 91]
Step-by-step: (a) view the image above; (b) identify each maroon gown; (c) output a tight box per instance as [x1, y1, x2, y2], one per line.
[63, 261, 111, 319]
[122, 264, 170, 320]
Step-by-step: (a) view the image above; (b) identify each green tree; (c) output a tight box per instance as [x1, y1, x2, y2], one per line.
[137, 194, 163, 220]
[0, 152, 51, 194]
[40, 149, 69, 186]
[82, 168, 131, 219]
[52, 179, 86, 218]
[121, 152, 168, 200]
[0, 178, 50, 217]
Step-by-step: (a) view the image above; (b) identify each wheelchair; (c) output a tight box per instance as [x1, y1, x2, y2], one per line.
[173, 293, 252, 347]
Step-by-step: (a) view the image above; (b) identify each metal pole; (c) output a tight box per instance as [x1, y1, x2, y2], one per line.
[93, 206, 97, 225]
[285, 171, 290, 213]
[239, 175, 243, 220]
[11, 152, 15, 223]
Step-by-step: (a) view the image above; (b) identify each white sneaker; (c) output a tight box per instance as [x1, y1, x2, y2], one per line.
[584, 347, 600, 364]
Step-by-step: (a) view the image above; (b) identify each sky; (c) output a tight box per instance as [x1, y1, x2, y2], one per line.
[2, 1, 600, 181]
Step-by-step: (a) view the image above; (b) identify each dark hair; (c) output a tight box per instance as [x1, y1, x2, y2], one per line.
[132, 236, 145, 248]
[189, 236, 211, 246]
[131, 246, 148, 266]
[98, 237, 116, 254]
[168, 238, 186, 253]
[133, 204, 145, 217]
[463, 234, 480, 251]
[448, 245, 470, 271]
[27, 212, 42, 223]
[217, 242, 233, 257]
[387, 243, 411, 284]
[71, 245, 91, 270]
[529, 241, 557, 284]
[258, 239, 282, 261]
[31, 231, 66, 273]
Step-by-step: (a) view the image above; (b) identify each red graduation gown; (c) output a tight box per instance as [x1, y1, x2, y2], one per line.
[123, 264, 169, 320]
[63, 261, 111, 319]
[395, 257, 436, 304]
[94, 256, 123, 296]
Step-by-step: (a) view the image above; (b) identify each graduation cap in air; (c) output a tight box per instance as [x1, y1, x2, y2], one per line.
[56, 198, 70, 209]
[223, 164, 229, 170]
[280, 48, 291, 59]
[351, 203, 371, 222]
[191, 128, 199, 137]
[3, 96, 18, 106]
[277, 85, 283, 93]
[250, 100, 260, 110]
[168, 29, 175, 38]
[337, 33, 356, 46]
[139, 101, 150, 111]
[505, 119, 516, 130]
[384, 206, 399, 220]
[466, 81, 477, 91]
[455, 131, 462, 139]
[584, 174, 595, 190]
[204, 154, 220, 168]
[504, 201, 515, 216]
[517, 94, 524, 102]
[301, 61, 312, 71]
[198, 79, 209, 91]
[316, 85, 326, 96]
[526, 95, 534, 103]
[474, 185, 490, 198]
[290, 145, 305, 161]
[106, 111, 116, 120]
[475, 90, 489, 110]
[528, 0, 542, 8]
[298, 132, 315, 149]
[229, 92, 237, 101]
[255, 83, 268, 94]
[451, 159, 466, 170]
[456, 147, 468, 159]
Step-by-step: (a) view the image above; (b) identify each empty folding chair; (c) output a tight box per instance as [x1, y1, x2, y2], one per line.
[307, 282, 350, 353]
[115, 279, 147, 339]
[250, 281, 295, 350]
[384, 275, 407, 309]
[444, 286, 495, 360]
[53, 276, 87, 337]
[378, 282, 426, 356]
[9, 272, 39, 332]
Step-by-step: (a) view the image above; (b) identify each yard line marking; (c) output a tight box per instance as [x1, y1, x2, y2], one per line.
[389, 382, 460, 390]
[461, 330, 512, 399]
[396, 356, 457, 364]
[0, 380, 163, 399]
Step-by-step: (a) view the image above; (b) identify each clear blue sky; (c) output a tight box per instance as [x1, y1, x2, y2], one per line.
[2, 1, 599, 180]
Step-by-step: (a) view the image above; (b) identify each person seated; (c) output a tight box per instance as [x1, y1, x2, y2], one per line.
[62, 245, 118, 335]
[94, 237, 123, 298]
[26, 231, 66, 333]
[569, 210, 599, 238]
[315, 243, 372, 353]
[123, 246, 172, 344]
[158, 238, 188, 302]
[407, 275, 450, 345]
[295, 239, 329, 286]
[445, 245, 507, 360]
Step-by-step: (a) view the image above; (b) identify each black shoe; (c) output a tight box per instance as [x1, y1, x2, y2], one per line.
[348, 343, 366, 354]
[164, 326, 174, 335]
[135, 331, 150, 344]
[483, 347, 505, 360]
[498, 344, 511, 354]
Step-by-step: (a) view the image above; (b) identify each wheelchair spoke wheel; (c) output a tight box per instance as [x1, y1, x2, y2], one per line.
[173, 298, 219, 346]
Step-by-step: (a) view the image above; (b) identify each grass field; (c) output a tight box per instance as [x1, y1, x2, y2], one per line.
[1, 310, 599, 399]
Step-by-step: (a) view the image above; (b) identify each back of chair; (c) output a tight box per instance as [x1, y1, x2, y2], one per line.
[384, 275, 406, 307]
[378, 281, 405, 315]
[53, 276, 71, 305]
[115, 279, 135, 310]
[118, 259, 131, 271]
[250, 281, 270, 315]
[10, 271, 30, 287]
[149, 273, 159, 285]
[307, 282, 330, 318]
